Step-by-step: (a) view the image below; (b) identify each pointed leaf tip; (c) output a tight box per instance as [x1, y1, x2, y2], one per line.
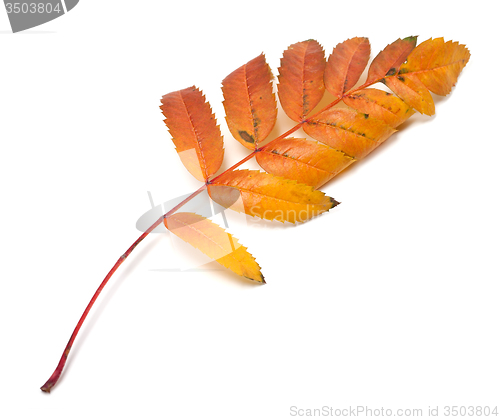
[403, 35, 418, 42]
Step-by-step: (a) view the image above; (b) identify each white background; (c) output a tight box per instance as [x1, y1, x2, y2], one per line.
[1, 1, 498, 419]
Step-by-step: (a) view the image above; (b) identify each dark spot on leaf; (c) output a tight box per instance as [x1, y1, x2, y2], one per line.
[238, 131, 255, 143]
[399, 68, 408, 74]
[364, 113, 369, 119]
[271, 149, 279, 154]
[386, 67, 397, 76]
[398, 76, 405, 82]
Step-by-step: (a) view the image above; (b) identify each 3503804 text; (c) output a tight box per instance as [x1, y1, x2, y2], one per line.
[5, 2, 62, 14]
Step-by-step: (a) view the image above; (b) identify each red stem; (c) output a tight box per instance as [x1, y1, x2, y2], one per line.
[41, 78, 379, 392]
[40, 185, 207, 393]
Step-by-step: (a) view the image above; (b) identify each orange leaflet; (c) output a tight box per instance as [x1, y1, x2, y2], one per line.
[384, 74, 435, 116]
[365, 36, 418, 85]
[256, 138, 355, 189]
[343, 88, 415, 128]
[277, 40, 326, 122]
[304, 108, 395, 159]
[324, 37, 371, 98]
[161, 87, 224, 182]
[399, 38, 470, 96]
[222, 54, 277, 150]
[165, 212, 264, 282]
[208, 169, 337, 223]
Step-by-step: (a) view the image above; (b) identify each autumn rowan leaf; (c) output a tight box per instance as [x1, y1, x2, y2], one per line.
[41, 36, 471, 393]
[324, 37, 371, 98]
[277, 40, 326, 121]
[398, 37, 470, 95]
[164, 212, 264, 283]
[384, 74, 435, 115]
[256, 138, 355, 188]
[161, 87, 224, 182]
[208, 170, 337, 223]
[304, 108, 396, 159]
[343, 88, 415, 128]
[222, 54, 277, 150]
[365, 36, 417, 85]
